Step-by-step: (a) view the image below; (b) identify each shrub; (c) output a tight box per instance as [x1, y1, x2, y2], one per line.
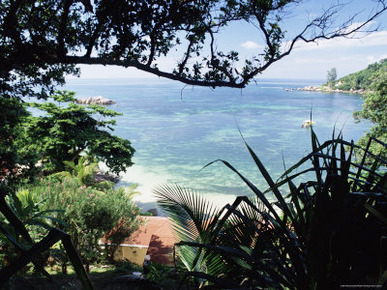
[31, 177, 142, 270]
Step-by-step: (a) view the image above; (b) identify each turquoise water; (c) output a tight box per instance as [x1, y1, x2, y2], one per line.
[64, 78, 370, 209]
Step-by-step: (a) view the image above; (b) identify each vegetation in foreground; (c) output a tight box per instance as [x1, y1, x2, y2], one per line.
[0, 156, 142, 288]
[1, 65, 386, 290]
[1, 1, 387, 288]
[354, 69, 387, 162]
[156, 129, 387, 289]
[8, 262, 185, 289]
[3, 127, 386, 289]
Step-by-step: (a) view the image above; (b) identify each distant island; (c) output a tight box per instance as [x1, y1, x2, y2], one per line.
[288, 58, 387, 94]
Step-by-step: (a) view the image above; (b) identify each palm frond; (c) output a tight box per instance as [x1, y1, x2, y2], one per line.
[155, 184, 223, 273]
[156, 129, 386, 289]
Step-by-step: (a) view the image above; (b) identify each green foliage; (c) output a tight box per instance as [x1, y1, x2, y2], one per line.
[1, 1, 387, 287]
[2, 1, 385, 89]
[335, 58, 387, 91]
[1, 62, 79, 191]
[156, 131, 387, 289]
[53, 155, 113, 190]
[17, 91, 135, 175]
[155, 185, 224, 274]
[1, 162, 141, 285]
[6, 189, 63, 240]
[32, 177, 142, 266]
[326, 67, 337, 86]
[145, 262, 183, 289]
[354, 71, 387, 162]
[0, 189, 59, 271]
[354, 71, 387, 125]
[0, 96, 31, 194]
[0, 189, 93, 289]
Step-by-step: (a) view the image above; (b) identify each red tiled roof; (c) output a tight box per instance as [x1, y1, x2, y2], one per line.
[122, 216, 178, 264]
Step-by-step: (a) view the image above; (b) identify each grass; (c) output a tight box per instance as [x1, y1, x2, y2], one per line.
[8, 262, 143, 289]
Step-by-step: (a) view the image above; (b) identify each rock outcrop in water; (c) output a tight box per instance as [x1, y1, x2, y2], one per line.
[76, 96, 116, 105]
[285, 86, 365, 94]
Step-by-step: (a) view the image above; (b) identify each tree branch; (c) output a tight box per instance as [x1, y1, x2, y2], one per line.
[64, 55, 244, 88]
[1, 0, 386, 89]
[57, 0, 73, 58]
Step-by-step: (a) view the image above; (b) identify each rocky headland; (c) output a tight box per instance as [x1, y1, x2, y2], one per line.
[293, 85, 365, 94]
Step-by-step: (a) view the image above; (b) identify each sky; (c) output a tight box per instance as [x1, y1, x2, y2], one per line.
[72, 0, 387, 81]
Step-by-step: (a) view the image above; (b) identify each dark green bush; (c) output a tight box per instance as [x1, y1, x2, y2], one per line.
[27, 177, 142, 269]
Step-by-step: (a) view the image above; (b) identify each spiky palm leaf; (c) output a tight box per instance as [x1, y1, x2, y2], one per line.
[155, 184, 224, 275]
[53, 155, 115, 190]
[156, 129, 387, 289]
[9, 189, 64, 232]
[0, 196, 92, 289]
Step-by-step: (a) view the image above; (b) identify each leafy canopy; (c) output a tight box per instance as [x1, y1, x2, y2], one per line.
[17, 91, 135, 175]
[354, 70, 387, 160]
[1, 0, 386, 187]
[35, 176, 142, 265]
[1, 0, 386, 89]
[335, 58, 387, 91]
[326, 67, 337, 85]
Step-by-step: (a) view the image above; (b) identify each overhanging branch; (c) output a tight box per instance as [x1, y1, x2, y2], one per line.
[1, 0, 386, 90]
[64, 56, 245, 88]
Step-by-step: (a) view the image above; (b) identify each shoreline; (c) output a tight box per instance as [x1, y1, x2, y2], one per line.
[286, 85, 366, 94]
[99, 162, 242, 214]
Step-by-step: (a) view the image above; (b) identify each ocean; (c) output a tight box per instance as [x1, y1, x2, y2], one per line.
[64, 77, 370, 211]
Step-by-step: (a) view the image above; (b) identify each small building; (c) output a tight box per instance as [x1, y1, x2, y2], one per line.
[103, 216, 177, 266]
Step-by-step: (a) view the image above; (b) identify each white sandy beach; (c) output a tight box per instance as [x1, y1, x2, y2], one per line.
[100, 162, 243, 212]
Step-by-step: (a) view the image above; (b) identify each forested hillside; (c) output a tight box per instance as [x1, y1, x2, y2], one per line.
[334, 58, 387, 90]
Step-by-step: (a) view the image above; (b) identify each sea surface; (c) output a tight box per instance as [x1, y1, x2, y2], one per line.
[64, 78, 370, 210]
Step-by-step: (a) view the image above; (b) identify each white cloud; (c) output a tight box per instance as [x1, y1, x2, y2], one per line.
[260, 39, 387, 80]
[367, 55, 377, 63]
[241, 41, 261, 50]
[366, 54, 387, 64]
[286, 30, 387, 52]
